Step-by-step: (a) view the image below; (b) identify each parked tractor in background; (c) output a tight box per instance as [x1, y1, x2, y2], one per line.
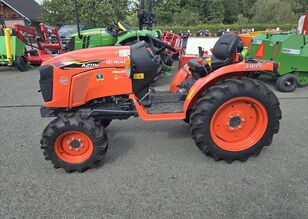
[246, 13, 308, 92]
[67, 0, 164, 51]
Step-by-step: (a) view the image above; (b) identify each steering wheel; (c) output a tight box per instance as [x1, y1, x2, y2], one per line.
[146, 34, 177, 55]
[112, 21, 120, 30]
[106, 21, 121, 37]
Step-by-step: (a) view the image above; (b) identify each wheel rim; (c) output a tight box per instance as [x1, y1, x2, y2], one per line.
[284, 79, 295, 90]
[54, 131, 94, 164]
[210, 97, 268, 152]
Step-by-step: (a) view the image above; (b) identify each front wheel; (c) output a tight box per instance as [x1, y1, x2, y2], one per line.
[190, 78, 281, 163]
[41, 114, 108, 172]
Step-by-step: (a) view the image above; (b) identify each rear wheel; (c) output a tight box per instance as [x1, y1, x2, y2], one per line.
[276, 74, 298, 92]
[41, 114, 108, 172]
[190, 78, 281, 162]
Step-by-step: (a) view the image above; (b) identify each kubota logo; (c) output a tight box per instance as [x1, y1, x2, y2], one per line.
[59, 76, 69, 85]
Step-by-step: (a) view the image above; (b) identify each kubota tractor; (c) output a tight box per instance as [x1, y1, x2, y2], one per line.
[39, 33, 282, 172]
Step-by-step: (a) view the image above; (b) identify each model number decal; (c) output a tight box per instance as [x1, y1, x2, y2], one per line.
[244, 63, 262, 70]
[60, 60, 104, 69]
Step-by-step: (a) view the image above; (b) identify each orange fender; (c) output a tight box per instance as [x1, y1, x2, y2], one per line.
[183, 61, 277, 111]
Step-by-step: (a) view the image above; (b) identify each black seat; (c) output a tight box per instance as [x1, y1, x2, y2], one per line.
[188, 33, 240, 73]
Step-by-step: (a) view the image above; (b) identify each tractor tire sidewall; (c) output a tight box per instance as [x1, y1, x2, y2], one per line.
[190, 78, 281, 162]
[41, 114, 108, 172]
[276, 74, 298, 92]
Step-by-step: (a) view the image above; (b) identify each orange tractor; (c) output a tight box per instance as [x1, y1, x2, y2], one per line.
[39, 33, 282, 172]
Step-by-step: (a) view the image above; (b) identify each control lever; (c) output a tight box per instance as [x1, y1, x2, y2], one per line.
[198, 47, 204, 58]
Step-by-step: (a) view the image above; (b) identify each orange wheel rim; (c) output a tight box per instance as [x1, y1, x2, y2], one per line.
[54, 131, 94, 164]
[210, 97, 268, 152]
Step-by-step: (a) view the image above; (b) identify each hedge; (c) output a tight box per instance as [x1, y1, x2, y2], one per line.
[153, 23, 297, 34]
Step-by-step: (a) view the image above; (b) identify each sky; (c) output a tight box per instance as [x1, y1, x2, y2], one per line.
[35, 0, 43, 4]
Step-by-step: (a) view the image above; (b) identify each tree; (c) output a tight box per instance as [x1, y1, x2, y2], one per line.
[41, 0, 75, 27]
[206, 0, 225, 23]
[153, 0, 180, 25]
[41, 0, 129, 27]
[238, 0, 257, 20]
[252, 0, 298, 24]
[223, 0, 239, 24]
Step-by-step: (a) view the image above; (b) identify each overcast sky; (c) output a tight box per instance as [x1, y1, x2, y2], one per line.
[35, 0, 43, 4]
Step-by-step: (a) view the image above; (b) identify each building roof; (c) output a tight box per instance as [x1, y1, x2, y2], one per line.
[2, 0, 43, 21]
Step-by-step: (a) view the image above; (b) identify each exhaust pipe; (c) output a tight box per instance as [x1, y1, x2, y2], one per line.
[72, 0, 82, 39]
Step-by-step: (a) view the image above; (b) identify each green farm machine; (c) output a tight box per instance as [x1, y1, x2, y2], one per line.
[0, 18, 27, 71]
[246, 13, 308, 92]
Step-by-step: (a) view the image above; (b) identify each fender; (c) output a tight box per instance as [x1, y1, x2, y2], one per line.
[183, 61, 278, 111]
[115, 30, 160, 45]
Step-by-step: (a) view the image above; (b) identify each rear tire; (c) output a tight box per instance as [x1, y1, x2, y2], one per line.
[41, 113, 108, 172]
[276, 74, 298, 92]
[15, 56, 27, 72]
[190, 78, 281, 163]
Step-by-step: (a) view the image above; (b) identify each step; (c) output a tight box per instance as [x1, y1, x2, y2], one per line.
[149, 91, 184, 103]
[147, 102, 184, 114]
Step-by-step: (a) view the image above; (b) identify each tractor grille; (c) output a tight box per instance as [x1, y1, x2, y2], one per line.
[39, 65, 53, 102]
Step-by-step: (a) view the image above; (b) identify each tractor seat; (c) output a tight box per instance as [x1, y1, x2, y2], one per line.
[188, 33, 240, 72]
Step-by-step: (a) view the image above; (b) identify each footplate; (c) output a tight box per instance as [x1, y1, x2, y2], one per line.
[147, 102, 184, 114]
[149, 91, 184, 103]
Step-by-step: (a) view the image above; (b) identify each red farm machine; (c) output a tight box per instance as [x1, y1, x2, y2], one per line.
[15, 23, 63, 65]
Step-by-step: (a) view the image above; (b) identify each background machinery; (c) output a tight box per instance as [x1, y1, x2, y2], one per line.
[246, 13, 308, 92]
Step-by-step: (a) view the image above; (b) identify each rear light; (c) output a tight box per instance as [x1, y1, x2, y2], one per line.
[39, 65, 53, 102]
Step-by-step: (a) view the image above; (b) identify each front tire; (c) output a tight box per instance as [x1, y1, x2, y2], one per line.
[41, 114, 108, 172]
[190, 78, 281, 163]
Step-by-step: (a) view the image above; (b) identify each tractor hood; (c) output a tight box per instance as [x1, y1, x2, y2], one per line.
[70, 28, 107, 38]
[68, 28, 117, 50]
[42, 45, 131, 69]
[39, 45, 132, 108]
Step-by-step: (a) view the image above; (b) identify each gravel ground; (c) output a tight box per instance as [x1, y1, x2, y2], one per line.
[0, 66, 307, 218]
